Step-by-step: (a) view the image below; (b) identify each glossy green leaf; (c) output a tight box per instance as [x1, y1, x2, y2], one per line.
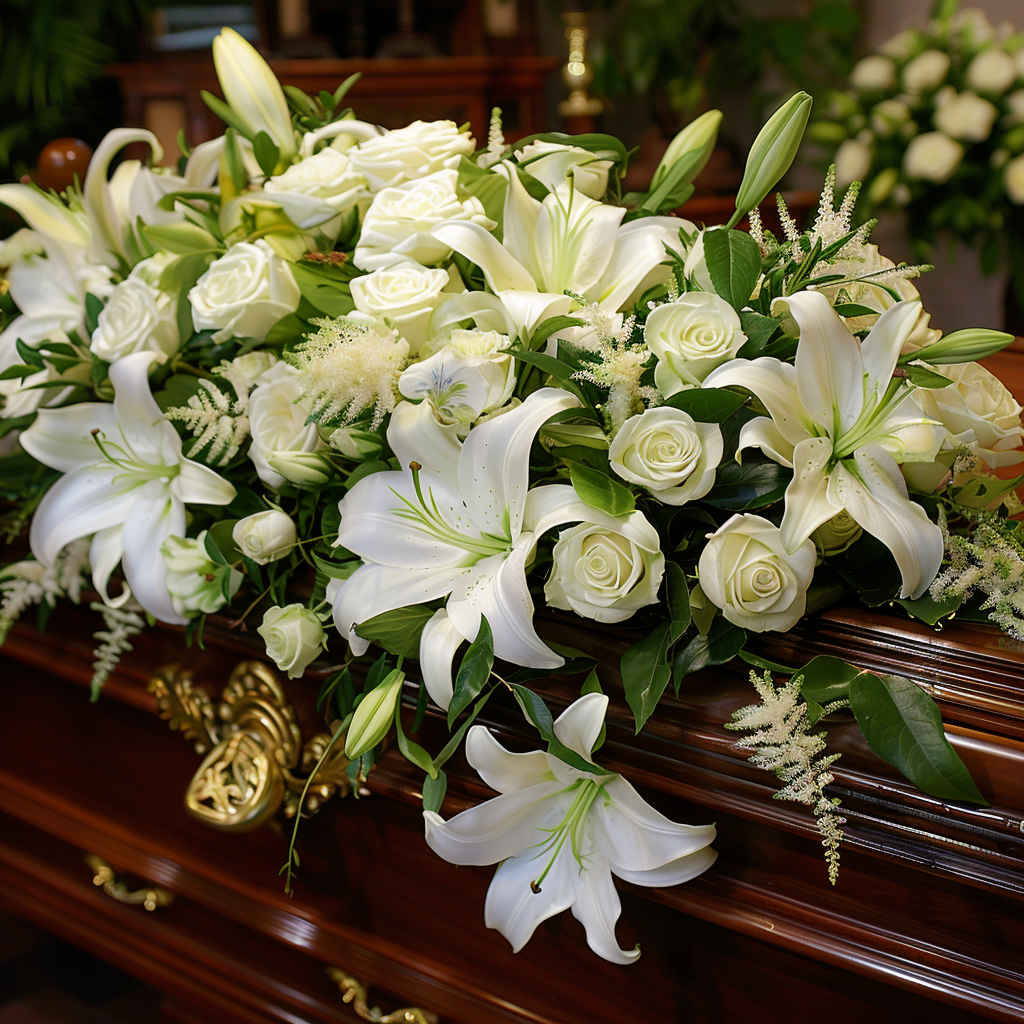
[665, 561, 691, 642]
[253, 131, 280, 177]
[703, 458, 788, 510]
[796, 655, 863, 705]
[448, 615, 494, 726]
[422, 769, 448, 812]
[703, 228, 762, 312]
[511, 684, 605, 774]
[672, 618, 746, 686]
[355, 605, 436, 659]
[663, 387, 747, 423]
[894, 593, 963, 626]
[568, 461, 635, 517]
[905, 365, 953, 389]
[621, 622, 672, 733]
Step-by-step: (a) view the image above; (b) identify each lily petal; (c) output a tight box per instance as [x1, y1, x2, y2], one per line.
[90, 525, 129, 607]
[109, 351, 167, 434]
[499, 291, 574, 340]
[0, 184, 89, 251]
[552, 691, 608, 760]
[612, 845, 718, 888]
[859, 299, 921, 399]
[829, 444, 943, 599]
[431, 291, 518, 339]
[594, 217, 683, 312]
[120, 480, 186, 624]
[465, 725, 557, 794]
[496, 161, 544, 286]
[570, 855, 638, 964]
[431, 221, 536, 294]
[419, 608, 466, 710]
[779, 436, 843, 553]
[387, 400, 462, 483]
[704, 357, 811, 446]
[174, 458, 237, 506]
[19, 403, 117, 473]
[736, 416, 796, 468]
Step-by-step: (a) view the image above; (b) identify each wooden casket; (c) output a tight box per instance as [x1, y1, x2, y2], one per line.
[0, 593, 1022, 1024]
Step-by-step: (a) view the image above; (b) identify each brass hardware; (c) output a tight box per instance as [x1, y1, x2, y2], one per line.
[326, 967, 438, 1024]
[149, 660, 352, 833]
[85, 855, 173, 912]
[557, 11, 603, 120]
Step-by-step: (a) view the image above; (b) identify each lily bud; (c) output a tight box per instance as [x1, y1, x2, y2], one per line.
[729, 92, 812, 228]
[345, 668, 405, 759]
[903, 328, 1015, 365]
[212, 28, 296, 160]
[266, 450, 333, 486]
[651, 110, 722, 190]
[866, 166, 899, 205]
[328, 425, 384, 461]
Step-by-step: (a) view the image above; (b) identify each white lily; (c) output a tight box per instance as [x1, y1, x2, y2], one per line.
[705, 291, 947, 599]
[430, 163, 689, 341]
[19, 351, 236, 624]
[424, 692, 717, 963]
[334, 388, 633, 706]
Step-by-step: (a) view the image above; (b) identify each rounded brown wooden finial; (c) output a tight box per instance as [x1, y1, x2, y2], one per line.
[36, 138, 94, 193]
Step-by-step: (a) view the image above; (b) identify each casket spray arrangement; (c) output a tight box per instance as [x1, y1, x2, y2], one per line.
[812, 0, 1024, 306]
[2, 28, 1022, 965]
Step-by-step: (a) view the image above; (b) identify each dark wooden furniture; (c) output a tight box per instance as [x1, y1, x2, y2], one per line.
[1, 585, 1024, 1023]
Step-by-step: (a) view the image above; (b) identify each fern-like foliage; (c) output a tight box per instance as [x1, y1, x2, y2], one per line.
[726, 669, 847, 884]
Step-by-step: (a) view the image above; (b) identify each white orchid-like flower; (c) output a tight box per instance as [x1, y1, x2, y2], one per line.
[334, 387, 647, 707]
[705, 291, 947, 599]
[429, 163, 689, 341]
[19, 351, 236, 624]
[424, 692, 717, 964]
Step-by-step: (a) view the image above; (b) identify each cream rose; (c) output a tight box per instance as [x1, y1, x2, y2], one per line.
[257, 604, 327, 679]
[902, 49, 951, 92]
[1007, 90, 1024, 124]
[1005, 153, 1024, 203]
[232, 509, 298, 564]
[916, 362, 1024, 467]
[933, 91, 999, 142]
[698, 514, 816, 632]
[514, 140, 613, 199]
[609, 407, 723, 504]
[811, 510, 862, 557]
[161, 532, 242, 617]
[247, 362, 323, 488]
[834, 138, 872, 188]
[544, 510, 664, 624]
[850, 55, 897, 91]
[871, 99, 911, 137]
[90, 269, 179, 362]
[189, 239, 300, 342]
[350, 264, 451, 353]
[264, 146, 367, 213]
[354, 169, 494, 272]
[347, 120, 476, 192]
[645, 292, 747, 396]
[965, 46, 1018, 93]
[903, 131, 963, 183]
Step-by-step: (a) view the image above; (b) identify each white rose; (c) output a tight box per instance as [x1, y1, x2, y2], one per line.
[609, 407, 723, 504]
[257, 604, 327, 679]
[834, 138, 873, 187]
[933, 91, 999, 142]
[903, 131, 963, 183]
[354, 169, 494, 272]
[871, 99, 911, 137]
[264, 147, 368, 213]
[90, 273, 178, 362]
[225, 350, 279, 389]
[902, 49, 951, 92]
[247, 362, 323, 488]
[544, 510, 665, 624]
[347, 120, 476, 192]
[811, 510, 862, 557]
[189, 239, 300, 343]
[850, 55, 897, 92]
[161, 532, 242, 617]
[1007, 90, 1024, 124]
[698, 514, 816, 633]
[644, 292, 747, 396]
[514, 140, 613, 199]
[965, 47, 1018, 93]
[879, 29, 918, 61]
[1005, 153, 1024, 203]
[916, 362, 1024, 467]
[350, 264, 452, 353]
[949, 9, 995, 45]
[444, 327, 515, 413]
[1016, 47, 1024, 80]
[232, 510, 298, 564]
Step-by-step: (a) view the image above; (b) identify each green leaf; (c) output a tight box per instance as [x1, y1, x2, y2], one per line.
[511, 684, 605, 774]
[663, 387, 747, 423]
[665, 561, 691, 642]
[159, 251, 215, 345]
[333, 72, 362, 105]
[448, 615, 494, 727]
[291, 262, 357, 317]
[737, 310, 780, 355]
[621, 622, 672, 733]
[510, 348, 576, 383]
[355, 605, 436, 658]
[201, 90, 254, 140]
[394, 700, 437, 778]
[894, 593, 963, 625]
[804, 697, 826, 726]
[904, 365, 953, 389]
[15, 338, 44, 369]
[703, 458, 788, 510]
[831, 535, 902, 606]
[849, 672, 987, 805]
[283, 85, 317, 116]
[703, 229, 762, 312]
[530, 315, 586, 351]
[568, 461, 635, 517]
[422, 770, 448, 812]
[641, 155, 695, 213]
[153, 372, 203, 413]
[253, 131, 280, 178]
[209, 519, 242, 563]
[84, 293, 104, 336]
[672, 617, 746, 686]
[796, 656, 864, 705]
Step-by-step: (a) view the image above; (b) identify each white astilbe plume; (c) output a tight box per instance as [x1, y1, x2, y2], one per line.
[748, 207, 769, 257]
[478, 106, 505, 168]
[166, 378, 249, 466]
[931, 505, 1024, 640]
[0, 538, 91, 644]
[568, 303, 658, 436]
[727, 670, 847, 884]
[90, 600, 146, 701]
[289, 316, 409, 430]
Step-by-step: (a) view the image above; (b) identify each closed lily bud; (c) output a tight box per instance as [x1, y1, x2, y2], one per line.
[909, 328, 1015, 365]
[212, 28, 296, 160]
[232, 509, 297, 564]
[651, 109, 723, 190]
[328, 425, 384, 461]
[265, 450, 333, 486]
[729, 92, 812, 228]
[345, 668, 405, 759]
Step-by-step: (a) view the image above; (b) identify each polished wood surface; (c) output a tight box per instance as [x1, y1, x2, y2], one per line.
[1, 587, 1023, 1022]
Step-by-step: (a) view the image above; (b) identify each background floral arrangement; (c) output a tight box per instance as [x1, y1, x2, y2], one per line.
[813, 0, 1024, 312]
[1, 27, 1022, 966]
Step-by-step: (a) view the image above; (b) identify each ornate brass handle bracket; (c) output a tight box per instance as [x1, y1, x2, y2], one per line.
[326, 967, 438, 1024]
[149, 661, 352, 833]
[86, 855, 173, 912]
